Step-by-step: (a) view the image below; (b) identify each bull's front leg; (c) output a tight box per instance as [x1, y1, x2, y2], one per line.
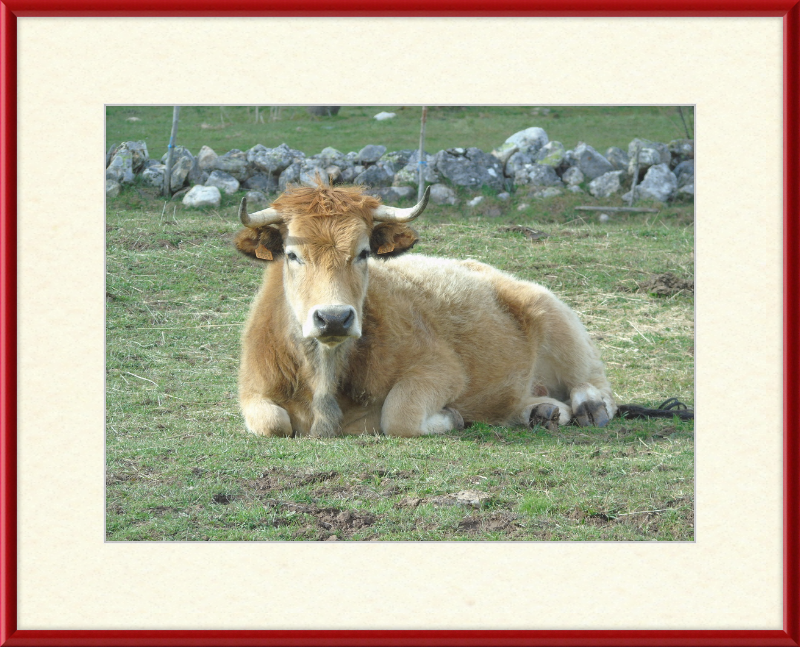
[240, 394, 293, 437]
[380, 366, 466, 437]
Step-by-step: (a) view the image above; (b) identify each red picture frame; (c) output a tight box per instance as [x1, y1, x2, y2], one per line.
[1, 3, 798, 646]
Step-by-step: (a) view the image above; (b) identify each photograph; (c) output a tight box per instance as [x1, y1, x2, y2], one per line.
[105, 105, 695, 542]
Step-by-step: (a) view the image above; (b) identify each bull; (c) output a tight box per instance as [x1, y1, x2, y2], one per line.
[234, 183, 617, 438]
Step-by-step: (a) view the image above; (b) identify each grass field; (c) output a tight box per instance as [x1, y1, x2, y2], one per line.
[106, 105, 694, 161]
[106, 147, 695, 541]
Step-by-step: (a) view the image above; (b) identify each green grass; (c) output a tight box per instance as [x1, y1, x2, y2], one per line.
[107, 105, 694, 161]
[106, 181, 694, 541]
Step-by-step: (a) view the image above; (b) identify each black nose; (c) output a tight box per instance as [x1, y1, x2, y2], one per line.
[313, 306, 355, 337]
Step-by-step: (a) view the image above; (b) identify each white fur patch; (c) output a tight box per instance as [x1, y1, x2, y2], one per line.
[570, 384, 612, 418]
[242, 400, 292, 437]
[421, 412, 454, 435]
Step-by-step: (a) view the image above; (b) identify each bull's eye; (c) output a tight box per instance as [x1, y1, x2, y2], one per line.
[286, 251, 302, 263]
[357, 249, 370, 262]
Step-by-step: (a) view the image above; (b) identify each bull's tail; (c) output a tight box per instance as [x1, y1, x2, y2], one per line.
[616, 398, 694, 421]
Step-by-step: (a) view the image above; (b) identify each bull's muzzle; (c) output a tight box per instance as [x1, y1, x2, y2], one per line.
[309, 305, 359, 343]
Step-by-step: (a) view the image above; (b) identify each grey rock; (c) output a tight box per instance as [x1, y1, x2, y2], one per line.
[622, 163, 677, 203]
[381, 149, 415, 172]
[355, 164, 393, 188]
[517, 163, 562, 187]
[627, 139, 671, 177]
[491, 142, 519, 165]
[668, 139, 694, 167]
[245, 190, 268, 208]
[243, 173, 278, 194]
[605, 147, 629, 171]
[109, 141, 148, 177]
[246, 144, 268, 162]
[279, 162, 301, 192]
[105, 179, 121, 199]
[182, 185, 221, 208]
[357, 144, 387, 164]
[106, 143, 119, 168]
[429, 183, 459, 206]
[676, 183, 695, 198]
[251, 144, 294, 175]
[339, 167, 357, 184]
[574, 143, 614, 181]
[534, 187, 563, 199]
[366, 186, 416, 202]
[562, 167, 585, 186]
[170, 155, 194, 192]
[673, 160, 694, 187]
[205, 170, 240, 195]
[320, 146, 343, 159]
[504, 127, 549, 155]
[187, 158, 208, 186]
[160, 145, 193, 167]
[393, 152, 439, 187]
[568, 185, 584, 194]
[436, 147, 504, 191]
[107, 143, 137, 184]
[299, 166, 329, 187]
[213, 155, 249, 181]
[222, 149, 247, 161]
[505, 151, 534, 178]
[141, 164, 166, 188]
[197, 145, 218, 171]
[325, 166, 342, 183]
[497, 192, 511, 201]
[105, 166, 125, 183]
[588, 170, 625, 198]
[535, 141, 565, 167]
[126, 141, 150, 173]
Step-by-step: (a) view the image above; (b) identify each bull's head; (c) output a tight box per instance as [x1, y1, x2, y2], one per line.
[235, 184, 429, 347]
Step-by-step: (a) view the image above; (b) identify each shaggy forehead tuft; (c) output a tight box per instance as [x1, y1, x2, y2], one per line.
[272, 184, 381, 225]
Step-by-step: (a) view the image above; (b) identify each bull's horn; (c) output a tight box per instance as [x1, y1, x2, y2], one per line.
[239, 197, 282, 228]
[372, 186, 430, 223]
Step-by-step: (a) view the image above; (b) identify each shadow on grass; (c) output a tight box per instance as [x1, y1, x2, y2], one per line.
[451, 418, 694, 447]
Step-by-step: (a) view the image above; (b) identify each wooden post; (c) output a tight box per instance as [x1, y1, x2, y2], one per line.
[627, 143, 641, 205]
[575, 206, 659, 214]
[677, 106, 692, 139]
[162, 106, 180, 197]
[417, 106, 428, 202]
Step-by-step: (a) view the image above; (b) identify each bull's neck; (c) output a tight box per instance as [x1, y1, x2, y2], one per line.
[270, 261, 355, 435]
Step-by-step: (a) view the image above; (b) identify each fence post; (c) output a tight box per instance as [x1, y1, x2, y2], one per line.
[417, 107, 428, 202]
[163, 106, 181, 197]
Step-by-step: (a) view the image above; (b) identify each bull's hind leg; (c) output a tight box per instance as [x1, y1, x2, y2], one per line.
[519, 397, 572, 431]
[569, 383, 615, 427]
[528, 296, 617, 428]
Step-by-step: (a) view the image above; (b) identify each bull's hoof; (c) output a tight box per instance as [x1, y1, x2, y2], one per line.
[573, 401, 610, 428]
[444, 407, 465, 431]
[309, 421, 339, 438]
[529, 403, 560, 433]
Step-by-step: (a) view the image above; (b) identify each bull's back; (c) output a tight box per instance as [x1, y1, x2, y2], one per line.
[363, 255, 547, 423]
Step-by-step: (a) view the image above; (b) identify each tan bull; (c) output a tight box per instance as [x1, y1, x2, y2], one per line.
[235, 183, 616, 438]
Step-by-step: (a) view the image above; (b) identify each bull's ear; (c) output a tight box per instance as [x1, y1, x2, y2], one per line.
[370, 223, 419, 258]
[234, 226, 284, 262]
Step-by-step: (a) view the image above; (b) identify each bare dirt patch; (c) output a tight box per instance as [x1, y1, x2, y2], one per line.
[275, 501, 377, 540]
[636, 272, 694, 296]
[457, 512, 521, 534]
